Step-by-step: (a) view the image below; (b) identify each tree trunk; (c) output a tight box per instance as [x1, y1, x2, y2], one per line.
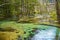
[56, 0, 60, 24]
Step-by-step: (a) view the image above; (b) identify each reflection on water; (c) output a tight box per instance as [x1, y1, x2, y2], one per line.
[31, 26, 58, 40]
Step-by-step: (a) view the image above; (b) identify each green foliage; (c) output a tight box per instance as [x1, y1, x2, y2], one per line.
[0, 0, 58, 25]
[0, 21, 60, 40]
[0, 0, 11, 20]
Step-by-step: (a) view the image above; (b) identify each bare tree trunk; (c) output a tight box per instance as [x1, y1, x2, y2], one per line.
[56, 0, 60, 24]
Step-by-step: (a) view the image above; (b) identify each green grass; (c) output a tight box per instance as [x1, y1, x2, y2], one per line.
[0, 20, 59, 31]
[0, 21, 60, 38]
[0, 21, 51, 30]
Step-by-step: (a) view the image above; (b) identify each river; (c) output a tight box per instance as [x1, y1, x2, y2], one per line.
[31, 25, 60, 40]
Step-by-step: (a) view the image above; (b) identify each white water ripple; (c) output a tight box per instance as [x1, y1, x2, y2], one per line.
[31, 27, 57, 40]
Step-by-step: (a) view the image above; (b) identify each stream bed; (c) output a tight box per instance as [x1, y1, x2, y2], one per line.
[31, 25, 60, 40]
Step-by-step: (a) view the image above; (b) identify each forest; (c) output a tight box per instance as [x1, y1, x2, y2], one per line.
[0, 0, 60, 40]
[0, 0, 59, 24]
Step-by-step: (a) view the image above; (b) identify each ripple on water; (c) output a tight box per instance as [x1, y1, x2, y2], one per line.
[31, 26, 58, 40]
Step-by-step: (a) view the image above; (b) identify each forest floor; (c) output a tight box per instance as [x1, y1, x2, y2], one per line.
[0, 20, 60, 32]
[0, 20, 54, 30]
[0, 20, 60, 40]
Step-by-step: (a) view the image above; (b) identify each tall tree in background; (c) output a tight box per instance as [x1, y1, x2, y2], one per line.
[56, 0, 60, 24]
[8, 0, 39, 21]
[0, 0, 11, 20]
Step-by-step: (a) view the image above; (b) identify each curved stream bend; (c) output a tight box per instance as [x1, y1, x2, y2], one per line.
[31, 27, 58, 40]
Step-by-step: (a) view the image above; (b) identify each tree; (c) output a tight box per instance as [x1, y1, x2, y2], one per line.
[14, 0, 40, 22]
[0, 0, 11, 20]
[56, 0, 60, 24]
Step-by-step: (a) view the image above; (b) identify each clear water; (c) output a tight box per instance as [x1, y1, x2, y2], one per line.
[31, 26, 58, 40]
